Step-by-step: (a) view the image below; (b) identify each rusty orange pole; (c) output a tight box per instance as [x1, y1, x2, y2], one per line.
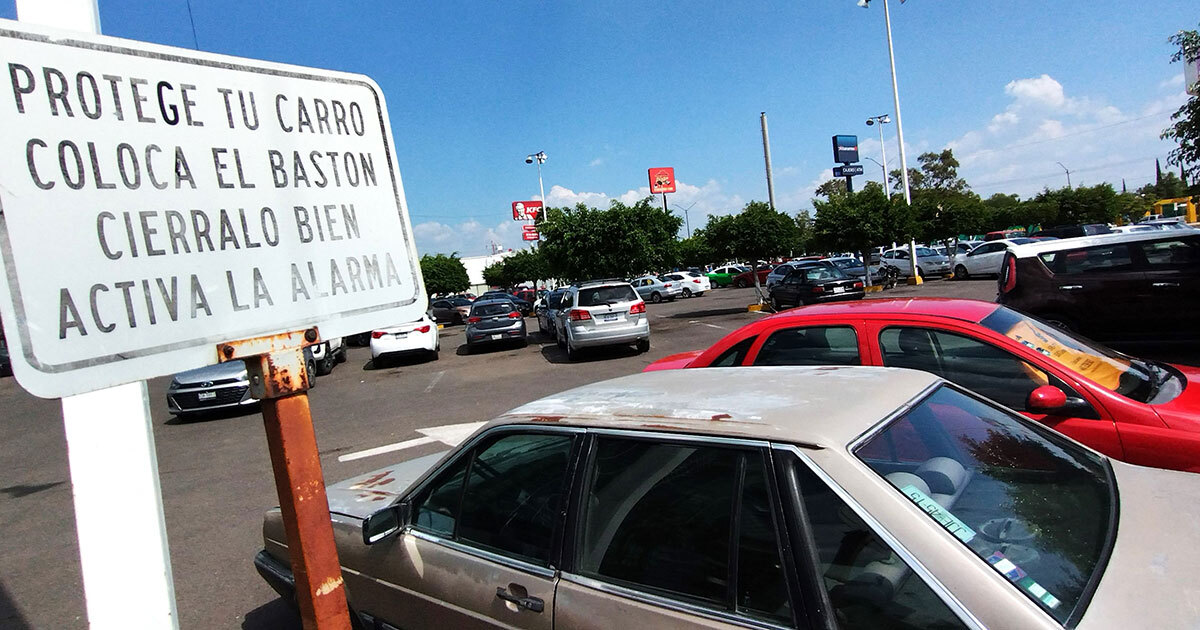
[220, 329, 351, 630]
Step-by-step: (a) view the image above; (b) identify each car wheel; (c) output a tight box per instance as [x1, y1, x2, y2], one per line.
[317, 344, 337, 375]
[636, 339, 650, 353]
[917, 267, 925, 278]
[306, 357, 318, 388]
[557, 333, 566, 349]
[736, 278, 748, 288]
[771, 295, 782, 310]
[681, 288, 692, 298]
[567, 339, 579, 361]
[954, 264, 969, 280]
[650, 292, 662, 304]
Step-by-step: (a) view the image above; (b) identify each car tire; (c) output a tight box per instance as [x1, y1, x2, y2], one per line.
[567, 339, 579, 361]
[954, 264, 969, 280]
[557, 334, 566, 349]
[681, 288, 692, 298]
[736, 279, 748, 288]
[636, 339, 650, 353]
[650, 292, 662, 304]
[771, 295, 782, 311]
[306, 356, 318, 388]
[917, 267, 925, 278]
[317, 344, 337, 375]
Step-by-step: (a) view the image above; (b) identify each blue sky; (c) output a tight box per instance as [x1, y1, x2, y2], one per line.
[2, 1, 1194, 256]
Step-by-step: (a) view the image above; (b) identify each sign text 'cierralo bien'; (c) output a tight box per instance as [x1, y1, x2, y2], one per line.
[0, 20, 426, 398]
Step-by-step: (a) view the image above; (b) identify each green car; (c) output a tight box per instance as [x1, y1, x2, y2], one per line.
[706, 265, 748, 288]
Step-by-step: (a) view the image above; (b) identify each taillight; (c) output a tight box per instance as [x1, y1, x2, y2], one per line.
[1001, 254, 1017, 294]
[693, 278, 701, 283]
[371, 331, 387, 339]
[413, 325, 431, 333]
[664, 283, 672, 288]
[853, 281, 863, 289]
[507, 311, 522, 319]
[569, 309, 592, 321]
[811, 286, 825, 293]
[629, 302, 646, 314]
[467, 316, 481, 323]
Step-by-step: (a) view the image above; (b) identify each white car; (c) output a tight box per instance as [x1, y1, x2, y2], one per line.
[310, 336, 346, 375]
[662, 271, 710, 297]
[369, 314, 440, 363]
[953, 238, 1035, 279]
[881, 247, 951, 277]
[630, 275, 682, 303]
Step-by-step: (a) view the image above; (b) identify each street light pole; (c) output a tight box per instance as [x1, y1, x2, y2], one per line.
[862, 0, 919, 281]
[865, 114, 891, 196]
[525, 151, 547, 282]
[672, 202, 697, 238]
[1056, 161, 1072, 189]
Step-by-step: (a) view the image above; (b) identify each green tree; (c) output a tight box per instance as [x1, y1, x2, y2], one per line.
[897, 149, 987, 249]
[538, 198, 682, 281]
[481, 260, 509, 288]
[794, 210, 816, 254]
[501, 248, 552, 288]
[419, 253, 470, 296]
[813, 182, 908, 284]
[1029, 184, 1124, 226]
[1163, 25, 1200, 183]
[703, 201, 800, 301]
[676, 233, 715, 268]
[982, 193, 1023, 232]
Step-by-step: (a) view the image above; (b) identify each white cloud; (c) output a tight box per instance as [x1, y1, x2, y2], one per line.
[414, 218, 530, 258]
[588, 157, 605, 167]
[1160, 74, 1185, 90]
[1005, 74, 1067, 109]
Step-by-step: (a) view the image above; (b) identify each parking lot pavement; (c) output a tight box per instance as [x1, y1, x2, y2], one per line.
[0, 277, 1191, 629]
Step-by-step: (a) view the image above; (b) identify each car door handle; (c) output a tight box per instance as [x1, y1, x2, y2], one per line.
[1057, 285, 1083, 291]
[1152, 282, 1180, 288]
[496, 586, 544, 613]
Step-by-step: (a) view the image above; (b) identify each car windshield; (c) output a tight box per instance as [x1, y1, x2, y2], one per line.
[799, 265, 847, 281]
[472, 302, 515, 317]
[830, 258, 860, 269]
[450, 297, 472, 306]
[578, 285, 638, 306]
[915, 247, 939, 257]
[978, 306, 1164, 402]
[856, 385, 1114, 624]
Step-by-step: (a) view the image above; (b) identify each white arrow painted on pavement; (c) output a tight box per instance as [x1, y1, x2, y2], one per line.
[337, 421, 487, 463]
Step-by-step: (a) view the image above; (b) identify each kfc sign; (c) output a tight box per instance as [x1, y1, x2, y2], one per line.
[512, 200, 543, 221]
[648, 167, 676, 194]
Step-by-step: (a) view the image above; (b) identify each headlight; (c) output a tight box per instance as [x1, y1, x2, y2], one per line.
[169, 377, 181, 389]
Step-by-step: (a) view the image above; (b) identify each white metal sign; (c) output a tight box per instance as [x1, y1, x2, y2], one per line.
[0, 20, 426, 398]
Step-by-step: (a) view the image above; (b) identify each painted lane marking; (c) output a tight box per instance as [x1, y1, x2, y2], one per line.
[338, 421, 486, 463]
[424, 370, 446, 393]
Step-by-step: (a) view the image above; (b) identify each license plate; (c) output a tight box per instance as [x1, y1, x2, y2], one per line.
[394, 332, 407, 338]
[197, 391, 216, 401]
[833, 286, 845, 294]
[490, 334, 502, 340]
[603, 313, 619, 322]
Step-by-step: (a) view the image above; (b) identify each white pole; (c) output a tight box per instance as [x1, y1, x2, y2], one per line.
[881, 0, 920, 280]
[761, 112, 777, 210]
[15, 1, 180, 628]
[877, 122, 891, 197]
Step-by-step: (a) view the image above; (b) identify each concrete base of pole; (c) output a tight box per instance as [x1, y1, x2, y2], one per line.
[906, 276, 924, 286]
[747, 303, 766, 312]
[864, 285, 884, 293]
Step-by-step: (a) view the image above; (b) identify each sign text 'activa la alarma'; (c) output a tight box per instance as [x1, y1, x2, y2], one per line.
[0, 20, 426, 398]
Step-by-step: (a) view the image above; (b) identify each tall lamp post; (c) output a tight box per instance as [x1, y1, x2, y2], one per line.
[858, 0, 919, 282]
[1056, 161, 1072, 189]
[672, 201, 697, 238]
[865, 114, 892, 197]
[525, 151, 547, 207]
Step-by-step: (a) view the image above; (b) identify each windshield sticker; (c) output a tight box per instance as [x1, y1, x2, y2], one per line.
[1004, 321, 1128, 391]
[900, 484, 976, 543]
[987, 552, 1061, 610]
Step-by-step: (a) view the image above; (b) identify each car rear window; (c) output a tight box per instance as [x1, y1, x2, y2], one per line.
[578, 285, 638, 306]
[1040, 244, 1133, 275]
[856, 385, 1114, 624]
[472, 302, 515, 317]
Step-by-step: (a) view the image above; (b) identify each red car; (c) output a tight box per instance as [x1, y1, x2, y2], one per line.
[646, 298, 1200, 473]
[731, 267, 771, 288]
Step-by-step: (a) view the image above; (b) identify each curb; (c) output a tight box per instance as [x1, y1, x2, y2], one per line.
[747, 304, 765, 312]
[864, 285, 884, 293]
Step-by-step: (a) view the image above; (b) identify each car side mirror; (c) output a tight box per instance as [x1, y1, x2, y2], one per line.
[1027, 385, 1092, 415]
[362, 502, 409, 545]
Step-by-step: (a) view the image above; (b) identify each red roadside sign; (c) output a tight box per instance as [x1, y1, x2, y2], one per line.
[512, 200, 543, 221]
[648, 167, 676, 194]
[522, 224, 539, 233]
[522, 230, 540, 241]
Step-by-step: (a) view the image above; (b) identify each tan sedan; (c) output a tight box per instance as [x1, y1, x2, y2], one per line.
[256, 366, 1200, 629]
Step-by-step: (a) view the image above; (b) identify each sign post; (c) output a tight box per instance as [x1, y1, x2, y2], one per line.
[0, 16, 426, 630]
[648, 167, 676, 212]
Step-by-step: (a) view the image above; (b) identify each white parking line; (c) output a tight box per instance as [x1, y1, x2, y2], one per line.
[424, 370, 446, 393]
[338, 421, 486, 463]
[702, 323, 725, 330]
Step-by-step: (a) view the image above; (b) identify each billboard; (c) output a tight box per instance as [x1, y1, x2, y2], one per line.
[648, 167, 676, 194]
[832, 135, 859, 164]
[512, 200, 543, 221]
[1187, 52, 1200, 97]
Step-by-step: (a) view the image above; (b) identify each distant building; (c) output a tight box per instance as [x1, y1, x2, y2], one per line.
[460, 250, 515, 295]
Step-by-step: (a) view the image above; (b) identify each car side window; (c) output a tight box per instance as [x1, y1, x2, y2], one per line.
[411, 432, 574, 567]
[754, 326, 860, 367]
[432, 300, 447, 308]
[709, 337, 756, 367]
[576, 437, 791, 624]
[879, 327, 1087, 413]
[1046, 244, 1134, 275]
[788, 458, 968, 629]
[1140, 237, 1200, 268]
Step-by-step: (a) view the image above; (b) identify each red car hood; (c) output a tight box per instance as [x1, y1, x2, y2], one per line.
[643, 350, 702, 371]
[1152, 363, 1200, 433]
